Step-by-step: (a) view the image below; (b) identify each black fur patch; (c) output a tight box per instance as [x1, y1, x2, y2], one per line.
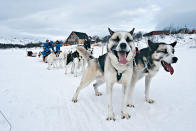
[66, 51, 80, 65]
[135, 47, 156, 70]
[84, 40, 91, 50]
[98, 53, 123, 81]
[98, 53, 107, 72]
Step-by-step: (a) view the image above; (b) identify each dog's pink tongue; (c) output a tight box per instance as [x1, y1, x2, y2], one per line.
[166, 63, 174, 75]
[117, 52, 127, 64]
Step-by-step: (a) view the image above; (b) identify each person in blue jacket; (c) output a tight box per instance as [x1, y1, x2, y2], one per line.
[55, 40, 61, 53]
[41, 40, 51, 62]
[49, 40, 55, 52]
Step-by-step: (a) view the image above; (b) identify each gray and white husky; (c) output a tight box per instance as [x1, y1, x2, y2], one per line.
[72, 28, 136, 120]
[93, 40, 178, 107]
[126, 40, 178, 106]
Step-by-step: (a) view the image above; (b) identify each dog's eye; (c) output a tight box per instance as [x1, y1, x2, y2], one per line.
[163, 49, 168, 54]
[126, 37, 132, 43]
[113, 37, 120, 42]
[111, 45, 117, 50]
[157, 49, 168, 54]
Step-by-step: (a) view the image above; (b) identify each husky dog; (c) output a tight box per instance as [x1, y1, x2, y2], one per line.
[47, 52, 57, 70]
[47, 51, 66, 70]
[126, 40, 178, 106]
[81, 45, 94, 72]
[55, 51, 65, 68]
[65, 50, 82, 77]
[72, 28, 136, 120]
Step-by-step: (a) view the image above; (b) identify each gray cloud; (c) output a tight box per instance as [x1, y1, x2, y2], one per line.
[0, 0, 195, 40]
[155, 0, 196, 29]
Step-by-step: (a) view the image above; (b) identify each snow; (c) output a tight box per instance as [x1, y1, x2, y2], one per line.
[0, 36, 45, 45]
[0, 35, 196, 131]
[136, 34, 196, 49]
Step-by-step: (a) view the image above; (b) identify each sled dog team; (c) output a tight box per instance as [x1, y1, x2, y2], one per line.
[46, 47, 93, 77]
[71, 28, 178, 121]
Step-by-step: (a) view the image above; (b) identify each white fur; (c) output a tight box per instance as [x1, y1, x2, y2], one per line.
[47, 52, 57, 70]
[72, 30, 136, 120]
[47, 51, 68, 70]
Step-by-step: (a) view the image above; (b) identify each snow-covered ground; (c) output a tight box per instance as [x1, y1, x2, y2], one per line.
[136, 34, 196, 49]
[0, 36, 45, 45]
[0, 36, 196, 131]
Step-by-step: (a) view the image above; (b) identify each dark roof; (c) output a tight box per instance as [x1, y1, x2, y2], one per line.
[143, 30, 169, 36]
[73, 31, 88, 39]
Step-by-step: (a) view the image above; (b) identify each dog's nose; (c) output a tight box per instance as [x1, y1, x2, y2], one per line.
[120, 43, 127, 49]
[172, 57, 178, 63]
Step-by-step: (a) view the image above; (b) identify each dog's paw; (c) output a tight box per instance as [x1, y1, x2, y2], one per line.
[106, 113, 115, 121]
[95, 92, 102, 96]
[127, 104, 135, 108]
[72, 98, 78, 103]
[145, 98, 155, 104]
[121, 111, 131, 119]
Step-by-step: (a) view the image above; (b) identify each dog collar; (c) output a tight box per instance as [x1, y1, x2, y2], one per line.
[153, 57, 162, 62]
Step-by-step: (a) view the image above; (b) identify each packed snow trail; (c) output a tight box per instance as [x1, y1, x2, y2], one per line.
[0, 46, 196, 131]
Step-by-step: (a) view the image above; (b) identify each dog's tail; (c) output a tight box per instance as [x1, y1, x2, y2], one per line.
[77, 46, 93, 61]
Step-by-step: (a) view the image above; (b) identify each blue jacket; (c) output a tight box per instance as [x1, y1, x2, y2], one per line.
[41, 49, 51, 56]
[50, 46, 55, 52]
[49, 42, 55, 52]
[55, 43, 61, 52]
[43, 42, 50, 48]
[42, 42, 51, 56]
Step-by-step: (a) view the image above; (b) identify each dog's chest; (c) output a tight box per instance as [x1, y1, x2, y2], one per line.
[149, 68, 159, 76]
[104, 56, 132, 83]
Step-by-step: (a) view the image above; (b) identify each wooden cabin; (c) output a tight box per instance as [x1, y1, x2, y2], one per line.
[65, 31, 89, 45]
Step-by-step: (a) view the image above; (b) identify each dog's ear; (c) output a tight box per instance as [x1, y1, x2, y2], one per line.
[148, 40, 158, 51]
[170, 41, 177, 47]
[148, 40, 154, 48]
[129, 28, 135, 35]
[108, 28, 115, 35]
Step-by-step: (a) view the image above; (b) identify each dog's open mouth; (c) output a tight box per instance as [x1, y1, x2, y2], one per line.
[113, 50, 129, 64]
[161, 61, 174, 75]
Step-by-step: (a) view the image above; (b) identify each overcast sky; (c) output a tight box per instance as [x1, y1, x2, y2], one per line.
[0, 0, 195, 40]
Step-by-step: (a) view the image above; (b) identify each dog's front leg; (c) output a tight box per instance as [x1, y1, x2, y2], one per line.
[53, 61, 56, 68]
[47, 62, 51, 70]
[58, 59, 62, 68]
[71, 62, 75, 74]
[64, 58, 68, 74]
[127, 79, 137, 108]
[93, 79, 104, 96]
[82, 59, 86, 72]
[145, 75, 154, 104]
[64, 64, 67, 74]
[64, 58, 67, 68]
[106, 82, 115, 121]
[121, 84, 131, 119]
[73, 59, 79, 77]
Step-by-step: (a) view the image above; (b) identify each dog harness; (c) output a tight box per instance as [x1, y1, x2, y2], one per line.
[97, 53, 124, 81]
[113, 68, 125, 81]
